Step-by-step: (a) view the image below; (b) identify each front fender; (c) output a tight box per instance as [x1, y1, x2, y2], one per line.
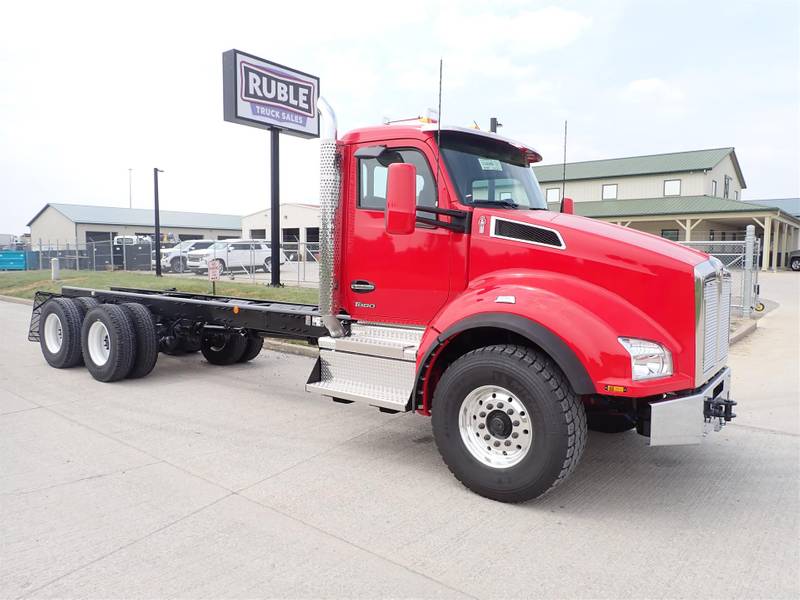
[419, 269, 693, 398]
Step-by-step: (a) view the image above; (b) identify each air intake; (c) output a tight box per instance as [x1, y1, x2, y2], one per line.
[492, 218, 565, 249]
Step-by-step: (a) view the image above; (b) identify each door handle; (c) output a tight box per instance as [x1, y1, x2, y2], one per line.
[350, 280, 375, 293]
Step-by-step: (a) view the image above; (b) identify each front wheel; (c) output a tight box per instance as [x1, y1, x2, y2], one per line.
[170, 257, 186, 273]
[432, 345, 587, 503]
[790, 257, 800, 272]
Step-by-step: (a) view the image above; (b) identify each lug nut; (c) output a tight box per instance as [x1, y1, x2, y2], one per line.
[493, 441, 500, 447]
[497, 402, 504, 409]
[478, 423, 485, 429]
[484, 435, 490, 441]
[479, 412, 486, 418]
[487, 404, 494, 410]
[504, 440, 511, 446]
[507, 409, 514, 415]
[512, 432, 518, 439]
[513, 420, 520, 427]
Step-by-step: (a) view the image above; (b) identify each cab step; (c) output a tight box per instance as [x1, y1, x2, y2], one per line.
[305, 323, 424, 412]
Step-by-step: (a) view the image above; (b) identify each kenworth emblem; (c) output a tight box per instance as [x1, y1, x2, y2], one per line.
[355, 301, 376, 309]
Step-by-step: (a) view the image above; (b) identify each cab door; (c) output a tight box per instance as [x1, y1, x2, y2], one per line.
[342, 140, 452, 325]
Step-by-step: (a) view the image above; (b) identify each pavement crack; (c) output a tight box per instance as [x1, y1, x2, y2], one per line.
[0, 460, 163, 497]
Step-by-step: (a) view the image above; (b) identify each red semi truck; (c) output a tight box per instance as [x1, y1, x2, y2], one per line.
[29, 106, 736, 502]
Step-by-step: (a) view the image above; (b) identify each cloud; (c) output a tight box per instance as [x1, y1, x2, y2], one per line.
[619, 78, 686, 114]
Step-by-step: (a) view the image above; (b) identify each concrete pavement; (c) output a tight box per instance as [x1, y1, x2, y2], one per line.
[1, 290, 798, 598]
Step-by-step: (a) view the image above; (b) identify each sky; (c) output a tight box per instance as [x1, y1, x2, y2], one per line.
[0, 0, 798, 235]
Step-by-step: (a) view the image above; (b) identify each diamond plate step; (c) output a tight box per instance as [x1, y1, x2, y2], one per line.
[306, 323, 424, 411]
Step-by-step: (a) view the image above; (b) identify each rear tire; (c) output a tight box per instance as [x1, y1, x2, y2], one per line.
[790, 258, 800, 271]
[586, 412, 636, 433]
[39, 298, 84, 369]
[200, 332, 247, 365]
[238, 334, 263, 362]
[120, 303, 159, 379]
[432, 344, 587, 503]
[81, 305, 137, 382]
[72, 296, 100, 318]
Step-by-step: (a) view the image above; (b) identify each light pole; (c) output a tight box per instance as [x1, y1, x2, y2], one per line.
[153, 168, 164, 277]
[128, 168, 133, 208]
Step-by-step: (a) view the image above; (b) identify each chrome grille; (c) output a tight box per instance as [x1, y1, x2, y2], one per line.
[699, 267, 732, 381]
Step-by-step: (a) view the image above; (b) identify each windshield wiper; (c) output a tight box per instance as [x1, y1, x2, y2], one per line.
[470, 199, 519, 209]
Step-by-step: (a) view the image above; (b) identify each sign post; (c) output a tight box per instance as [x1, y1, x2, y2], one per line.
[222, 49, 320, 287]
[208, 258, 222, 296]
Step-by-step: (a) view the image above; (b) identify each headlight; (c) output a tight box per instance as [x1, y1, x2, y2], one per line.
[618, 337, 673, 381]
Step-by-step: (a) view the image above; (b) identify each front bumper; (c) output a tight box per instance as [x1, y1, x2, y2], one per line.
[647, 367, 735, 446]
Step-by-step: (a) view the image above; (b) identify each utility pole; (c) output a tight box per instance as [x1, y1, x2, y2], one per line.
[128, 168, 133, 208]
[153, 168, 164, 277]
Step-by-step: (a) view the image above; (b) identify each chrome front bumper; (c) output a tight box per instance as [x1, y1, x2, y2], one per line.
[649, 367, 734, 446]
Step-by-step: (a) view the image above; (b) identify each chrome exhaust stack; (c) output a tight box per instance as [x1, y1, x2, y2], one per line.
[318, 97, 345, 337]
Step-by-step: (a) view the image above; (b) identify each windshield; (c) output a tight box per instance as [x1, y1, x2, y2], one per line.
[439, 131, 547, 209]
[205, 242, 229, 252]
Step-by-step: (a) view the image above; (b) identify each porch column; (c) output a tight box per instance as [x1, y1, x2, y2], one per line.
[761, 216, 772, 271]
[780, 222, 790, 268]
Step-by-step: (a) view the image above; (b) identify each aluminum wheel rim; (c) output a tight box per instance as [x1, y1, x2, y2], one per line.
[44, 313, 63, 354]
[87, 320, 111, 366]
[459, 385, 533, 468]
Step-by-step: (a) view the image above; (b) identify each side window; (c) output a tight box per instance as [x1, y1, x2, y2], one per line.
[231, 243, 252, 250]
[358, 148, 437, 211]
[194, 242, 213, 250]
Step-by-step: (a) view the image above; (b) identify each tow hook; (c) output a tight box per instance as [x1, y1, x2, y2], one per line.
[704, 397, 737, 432]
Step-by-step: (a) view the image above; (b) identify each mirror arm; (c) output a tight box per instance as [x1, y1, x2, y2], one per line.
[415, 209, 471, 233]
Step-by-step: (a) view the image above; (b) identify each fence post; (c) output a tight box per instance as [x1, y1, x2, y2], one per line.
[38, 239, 43, 270]
[75, 237, 80, 271]
[109, 233, 114, 271]
[742, 225, 755, 318]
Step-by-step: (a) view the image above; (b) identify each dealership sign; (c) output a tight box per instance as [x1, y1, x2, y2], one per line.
[222, 49, 319, 138]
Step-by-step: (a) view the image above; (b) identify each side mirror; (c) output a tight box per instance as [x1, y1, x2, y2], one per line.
[561, 197, 574, 214]
[385, 163, 417, 235]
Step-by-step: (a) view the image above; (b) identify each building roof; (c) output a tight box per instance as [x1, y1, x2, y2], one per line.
[547, 195, 797, 220]
[243, 202, 320, 219]
[534, 147, 745, 188]
[28, 203, 242, 230]
[746, 198, 800, 217]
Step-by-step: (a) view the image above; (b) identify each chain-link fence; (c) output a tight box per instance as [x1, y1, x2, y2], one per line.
[680, 226, 761, 318]
[12, 239, 321, 285]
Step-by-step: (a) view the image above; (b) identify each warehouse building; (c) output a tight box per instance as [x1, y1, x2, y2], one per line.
[27, 203, 242, 246]
[535, 148, 800, 270]
[242, 203, 320, 248]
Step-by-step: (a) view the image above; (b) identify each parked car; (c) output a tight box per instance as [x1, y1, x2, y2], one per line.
[186, 240, 285, 274]
[152, 239, 215, 273]
[788, 249, 800, 271]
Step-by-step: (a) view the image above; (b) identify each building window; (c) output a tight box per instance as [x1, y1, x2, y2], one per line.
[661, 229, 679, 241]
[709, 230, 715, 241]
[734, 190, 739, 201]
[602, 184, 618, 200]
[546, 187, 561, 203]
[663, 179, 681, 196]
[249, 229, 266, 240]
[724, 175, 731, 199]
[282, 228, 300, 243]
[711, 179, 717, 196]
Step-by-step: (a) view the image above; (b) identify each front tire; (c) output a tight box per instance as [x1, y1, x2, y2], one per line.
[432, 345, 587, 503]
[170, 257, 186, 273]
[81, 305, 137, 382]
[790, 257, 800, 271]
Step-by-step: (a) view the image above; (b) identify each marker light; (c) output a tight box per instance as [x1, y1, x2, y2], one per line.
[618, 337, 673, 381]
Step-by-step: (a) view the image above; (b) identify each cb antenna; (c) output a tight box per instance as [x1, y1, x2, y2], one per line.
[434, 58, 443, 192]
[560, 119, 568, 212]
